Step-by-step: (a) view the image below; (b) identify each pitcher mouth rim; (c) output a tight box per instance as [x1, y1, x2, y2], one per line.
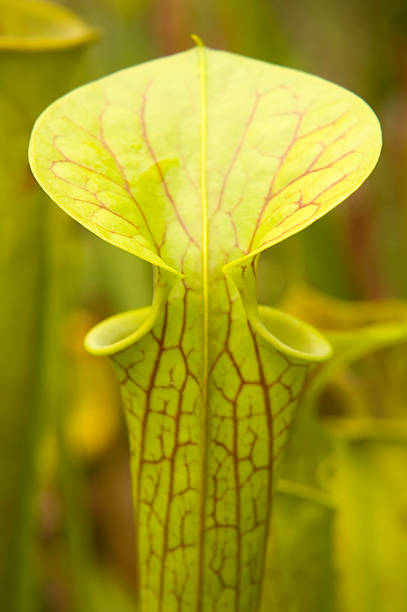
[85, 303, 332, 363]
[256, 305, 332, 362]
[85, 307, 153, 356]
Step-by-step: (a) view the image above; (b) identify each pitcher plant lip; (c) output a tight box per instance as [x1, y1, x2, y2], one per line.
[85, 307, 154, 356]
[85, 302, 332, 362]
[257, 305, 333, 362]
[0, 0, 98, 52]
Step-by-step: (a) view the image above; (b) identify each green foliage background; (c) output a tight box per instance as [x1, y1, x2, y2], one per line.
[2, 1, 407, 611]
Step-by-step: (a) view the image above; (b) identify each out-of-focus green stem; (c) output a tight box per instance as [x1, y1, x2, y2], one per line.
[0, 3, 96, 610]
[9, 194, 48, 612]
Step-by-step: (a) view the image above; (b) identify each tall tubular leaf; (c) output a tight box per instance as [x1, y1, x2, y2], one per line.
[29, 42, 381, 611]
[0, 2, 96, 610]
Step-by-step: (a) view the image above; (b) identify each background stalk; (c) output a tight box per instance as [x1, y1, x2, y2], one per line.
[0, 4, 96, 610]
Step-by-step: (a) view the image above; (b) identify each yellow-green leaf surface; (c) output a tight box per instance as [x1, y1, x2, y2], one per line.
[29, 43, 381, 611]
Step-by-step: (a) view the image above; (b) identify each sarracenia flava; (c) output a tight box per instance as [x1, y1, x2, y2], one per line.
[29, 40, 381, 611]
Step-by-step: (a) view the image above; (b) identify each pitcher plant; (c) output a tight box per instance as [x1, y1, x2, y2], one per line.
[29, 40, 381, 611]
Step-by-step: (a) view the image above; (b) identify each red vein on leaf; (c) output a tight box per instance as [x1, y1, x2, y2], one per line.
[247, 322, 274, 611]
[247, 108, 304, 252]
[247, 111, 360, 252]
[56, 111, 161, 253]
[97, 102, 161, 252]
[140, 85, 199, 248]
[213, 93, 261, 216]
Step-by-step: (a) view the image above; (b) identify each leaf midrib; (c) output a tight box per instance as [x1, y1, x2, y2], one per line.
[196, 39, 209, 611]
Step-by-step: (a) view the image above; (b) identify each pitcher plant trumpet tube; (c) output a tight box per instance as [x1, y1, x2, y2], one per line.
[29, 41, 381, 611]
